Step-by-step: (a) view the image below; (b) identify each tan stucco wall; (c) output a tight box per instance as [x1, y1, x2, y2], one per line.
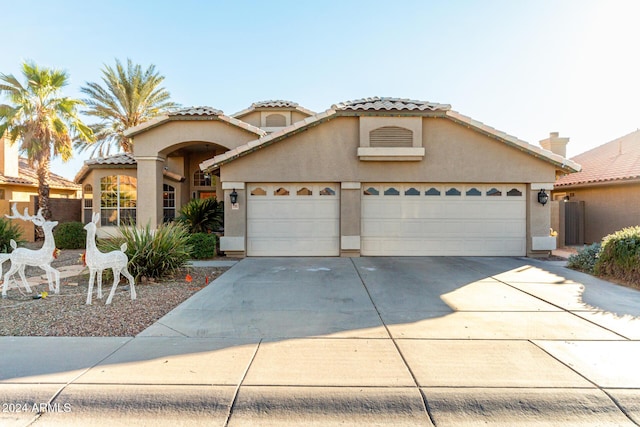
[132, 120, 260, 158]
[557, 182, 640, 243]
[0, 184, 78, 203]
[292, 111, 312, 123]
[219, 116, 558, 256]
[235, 111, 261, 128]
[221, 117, 557, 183]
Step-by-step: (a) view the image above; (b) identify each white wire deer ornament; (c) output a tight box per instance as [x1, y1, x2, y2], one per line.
[84, 212, 136, 305]
[1, 204, 60, 298]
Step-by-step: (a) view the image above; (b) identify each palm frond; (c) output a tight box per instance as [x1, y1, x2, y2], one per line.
[78, 58, 179, 156]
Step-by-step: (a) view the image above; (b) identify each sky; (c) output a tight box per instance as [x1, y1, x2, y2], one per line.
[1, 0, 639, 180]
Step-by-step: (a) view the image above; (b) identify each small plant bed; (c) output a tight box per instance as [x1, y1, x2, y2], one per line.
[567, 226, 640, 290]
[0, 249, 227, 337]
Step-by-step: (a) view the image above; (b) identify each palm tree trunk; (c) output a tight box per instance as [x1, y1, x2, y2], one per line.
[37, 155, 52, 222]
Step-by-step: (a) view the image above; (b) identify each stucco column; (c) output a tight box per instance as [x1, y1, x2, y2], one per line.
[340, 182, 362, 257]
[527, 183, 556, 257]
[136, 156, 165, 228]
[221, 182, 246, 257]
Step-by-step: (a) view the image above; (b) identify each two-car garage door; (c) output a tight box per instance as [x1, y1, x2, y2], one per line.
[246, 183, 526, 256]
[361, 184, 526, 256]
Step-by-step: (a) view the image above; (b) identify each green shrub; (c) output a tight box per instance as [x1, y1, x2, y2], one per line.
[178, 198, 224, 233]
[98, 222, 192, 282]
[187, 233, 217, 259]
[567, 243, 601, 274]
[53, 221, 87, 249]
[595, 226, 640, 284]
[0, 217, 24, 252]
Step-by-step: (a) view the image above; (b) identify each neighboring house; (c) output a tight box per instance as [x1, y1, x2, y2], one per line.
[553, 129, 640, 244]
[0, 133, 81, 240]
[75, 97, 580, 257]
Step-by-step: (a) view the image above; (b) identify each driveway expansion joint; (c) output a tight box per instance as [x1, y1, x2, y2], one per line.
[350, 258, 437, 426]
[224, 339, 262, 427]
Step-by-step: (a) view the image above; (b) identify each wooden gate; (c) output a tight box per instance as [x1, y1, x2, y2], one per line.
[564, 201, 585, 245]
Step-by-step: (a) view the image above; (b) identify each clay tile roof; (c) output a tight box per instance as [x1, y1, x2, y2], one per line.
[74, 153, 137, 183]
[83, 152, 137, 166]
[232, 100, 316, 118]
[251, 100, 299, 108]
[0, 158, 80, 189]
[332, 96, 452, 112]
[169, 106, 224, 116]
[124, 106, 265, 138]
[556, 129, 640, 187]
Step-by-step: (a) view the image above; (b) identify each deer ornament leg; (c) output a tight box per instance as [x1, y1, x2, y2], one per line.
[84, 212, 137, 305]
[3, 205, 60, 297]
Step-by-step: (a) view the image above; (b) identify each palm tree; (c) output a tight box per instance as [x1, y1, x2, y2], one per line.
[0, 61, 93, 221]
[77, 59, 178, 157]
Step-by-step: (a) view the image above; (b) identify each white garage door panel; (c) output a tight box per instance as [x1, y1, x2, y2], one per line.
[247, 184, 339, 256]
[362, 184, 526, 256]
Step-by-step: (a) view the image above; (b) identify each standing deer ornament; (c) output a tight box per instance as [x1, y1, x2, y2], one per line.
[1, 204, 60, 298]
[84, 212, 136, 305]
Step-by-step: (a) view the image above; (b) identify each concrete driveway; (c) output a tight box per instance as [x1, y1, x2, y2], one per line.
[3, 257, 640, 426]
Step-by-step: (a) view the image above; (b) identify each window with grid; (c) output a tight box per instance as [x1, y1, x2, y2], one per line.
[193, 170, 212, 187]
[163, 184, 176, 223]
[83, 184, 93, 223]
[100, 176, 137, 226]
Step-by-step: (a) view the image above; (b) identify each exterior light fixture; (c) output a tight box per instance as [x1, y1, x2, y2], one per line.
[537, 189, 549, 206]
[563, 195, 570, 202]
[230, 189, 238, 205]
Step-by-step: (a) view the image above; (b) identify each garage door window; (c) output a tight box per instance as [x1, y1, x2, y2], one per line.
[405, 187, 420, 196]
[274, 187, 290, 196]
[487, 188, 502, 196]
[446, 188, 461, 196]
[425, 187, 441, 196]
[297, 187, 312, 196]
[251, 187, 266, 196]
[384, 187, 400, 196]
[466, 188, 482, 196]
[364, 187, 379, 196]
[507, 188, 522, 197]
[320, 187, 336, 196]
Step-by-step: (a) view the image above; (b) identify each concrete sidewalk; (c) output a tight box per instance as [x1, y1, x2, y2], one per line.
[2, 257, 640, 426]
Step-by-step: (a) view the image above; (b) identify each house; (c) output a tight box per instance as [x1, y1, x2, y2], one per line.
[75, 97, 580, 256]
[0, 133, 81, 240]
[553, 129, 640, 245]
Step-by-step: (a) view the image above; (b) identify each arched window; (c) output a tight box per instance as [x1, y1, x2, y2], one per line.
[265, 113, 287, 127]
[163, 184, 176, 223]
[83, 184, 93, 224]
[100, 175, 137, 226]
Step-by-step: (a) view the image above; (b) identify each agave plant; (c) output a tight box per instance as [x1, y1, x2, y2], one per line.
[99, 222, 192, 282]
[178, 198, 224, 233]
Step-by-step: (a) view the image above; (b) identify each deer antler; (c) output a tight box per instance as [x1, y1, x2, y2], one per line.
[5, 204, 27, 220]
[5, 203, 44, 226]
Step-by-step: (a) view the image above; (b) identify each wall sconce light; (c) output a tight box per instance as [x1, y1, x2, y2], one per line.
[537, 189, 549, 206]
[230, 189, 238, 205]
[563, 195, 570, 202]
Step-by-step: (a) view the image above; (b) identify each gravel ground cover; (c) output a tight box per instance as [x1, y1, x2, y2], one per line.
[0, 248, 227, 337]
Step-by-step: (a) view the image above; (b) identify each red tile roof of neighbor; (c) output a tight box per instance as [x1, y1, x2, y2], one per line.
[0, 158, 79, 190]
[555, 129, 640, 187]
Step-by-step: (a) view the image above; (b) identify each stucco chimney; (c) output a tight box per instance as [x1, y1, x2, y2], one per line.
[539, 132, 569, 158]
[0, 133, 20, 177]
